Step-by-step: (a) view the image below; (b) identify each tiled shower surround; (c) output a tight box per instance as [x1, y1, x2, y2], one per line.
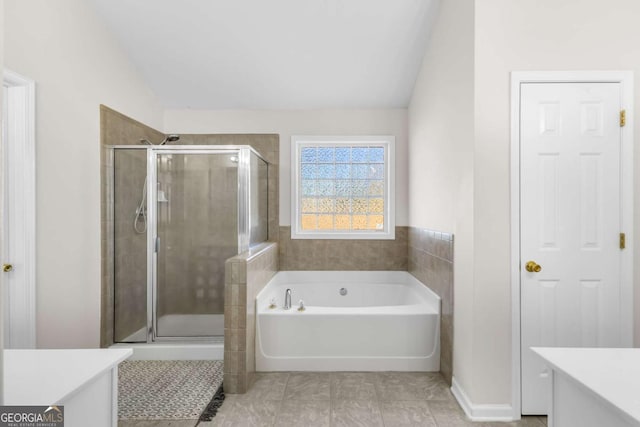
[156, 154, 239, 320]
[100, 106, 279, 346]
[178, 134, 279, 241]
[111, 149, 148, 341]
[408, 227, 454, 385]
[100, 106, 164, 346]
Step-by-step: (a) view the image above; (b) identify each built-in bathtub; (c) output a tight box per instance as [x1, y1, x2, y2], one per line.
[256, 271, 440, 372]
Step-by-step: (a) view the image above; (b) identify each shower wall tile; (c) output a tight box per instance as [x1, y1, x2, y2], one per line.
[100, 106, 163, 347]
[176, 134, 279, 242]
[278, 226, 408, 271]
[100, 148, 115, 347]
[268, 167, 279, 237]
[408, 227, 454, 385]
[224, 242, 278, 394]
[178, 134, 278, 164]
[100, 105, 165, 147]
[100, 105, 280, 347]
[112, 150, 148, 342]
[156, 154, 238, 319]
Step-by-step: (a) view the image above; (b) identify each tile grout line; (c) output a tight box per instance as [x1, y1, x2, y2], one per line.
[329, 372, 333, 427]
[272, 372, 292, 427]
[423, 398, 440, 427]
[374, 372, 387, 427]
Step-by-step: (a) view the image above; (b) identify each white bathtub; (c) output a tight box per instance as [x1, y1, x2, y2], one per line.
[256, 271, 440, 372]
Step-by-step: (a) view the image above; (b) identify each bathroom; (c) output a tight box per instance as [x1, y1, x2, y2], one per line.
[2, 1, 640, 426]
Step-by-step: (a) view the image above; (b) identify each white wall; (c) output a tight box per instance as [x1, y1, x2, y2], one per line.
[410, 0, 640, 408]
[408, 0, 475, 399]
[165, 109, 409, 226]
[4, 0, 163, 348]
[471, 0, 640, 405]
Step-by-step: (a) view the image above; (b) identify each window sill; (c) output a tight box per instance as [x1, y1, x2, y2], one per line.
[290, 230, 396, 240]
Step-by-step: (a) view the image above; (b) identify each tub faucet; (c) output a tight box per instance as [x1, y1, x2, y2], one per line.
[284, 288, 292, 310]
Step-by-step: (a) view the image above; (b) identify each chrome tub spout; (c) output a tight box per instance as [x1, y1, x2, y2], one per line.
[284, 288, 292, 310]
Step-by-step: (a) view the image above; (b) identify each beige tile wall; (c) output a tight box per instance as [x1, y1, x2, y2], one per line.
[112, 149, 148, 341]
[408, 227, 454, 385]
[177, 134, 279, 241]
[156, 154, 238, 320]
[278, 226, 408, 270]
[250, 156, 269, 245]
[100, 105, 165, 347]
[224, 242, 278, 393]
[100, 107, 280, 346]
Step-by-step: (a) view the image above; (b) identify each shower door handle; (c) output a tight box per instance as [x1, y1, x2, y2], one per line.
[155, 237, 160, 253]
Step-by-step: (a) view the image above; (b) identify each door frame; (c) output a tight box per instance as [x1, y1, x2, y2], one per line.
[510, 71, 634, 418]
[2, 69, 36, 348]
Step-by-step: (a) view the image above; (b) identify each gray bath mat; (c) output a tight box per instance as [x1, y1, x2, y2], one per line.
[118, 360, 224, 420]
[198, 383, 225, 422]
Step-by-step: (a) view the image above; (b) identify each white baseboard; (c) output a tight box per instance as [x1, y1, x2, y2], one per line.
[451, 376, 516, 421]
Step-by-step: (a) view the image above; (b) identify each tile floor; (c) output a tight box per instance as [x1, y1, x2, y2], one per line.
[118, 372, 547, 427]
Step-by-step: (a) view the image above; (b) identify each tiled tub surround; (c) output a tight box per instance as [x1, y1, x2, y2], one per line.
[408, 227, 454, 385]
[100, 105, 165, 346]
[278, 226, 408, 270]
[224, 242, 278, 393]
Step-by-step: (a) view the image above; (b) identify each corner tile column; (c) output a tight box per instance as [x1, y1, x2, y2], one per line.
[408, 228, 454, 385]
[224, 242, 278, 393]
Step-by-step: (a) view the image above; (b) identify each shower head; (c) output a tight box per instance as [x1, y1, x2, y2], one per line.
[139, 134, 181, 145]
[160, 134, 180, 145]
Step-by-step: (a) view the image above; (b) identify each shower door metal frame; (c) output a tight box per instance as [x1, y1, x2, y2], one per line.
[145, 146, 256, 342]
[109, 144, 267, 343]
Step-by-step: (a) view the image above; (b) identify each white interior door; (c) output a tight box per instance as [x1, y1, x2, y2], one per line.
[520, 82, 625, 414]
[2, 72, 36, 349]
[1, 85, 7, 346]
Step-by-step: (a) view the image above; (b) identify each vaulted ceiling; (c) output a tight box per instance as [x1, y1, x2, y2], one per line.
[90, 0, 437, 109]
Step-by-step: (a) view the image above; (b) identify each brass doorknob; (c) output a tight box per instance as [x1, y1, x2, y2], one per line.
[3, 264, 13, 273]
[525, 261, 542, 273]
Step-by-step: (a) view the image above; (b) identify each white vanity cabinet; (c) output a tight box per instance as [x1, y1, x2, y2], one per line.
[4, 348, 132, 427]
[533, 347, 640, 427]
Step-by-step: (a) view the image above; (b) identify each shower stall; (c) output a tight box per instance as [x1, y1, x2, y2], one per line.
[108, 145, 268, 343]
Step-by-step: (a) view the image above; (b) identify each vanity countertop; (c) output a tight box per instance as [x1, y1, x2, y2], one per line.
[533, 347, 640, 423]
[4, 348, 132, 405]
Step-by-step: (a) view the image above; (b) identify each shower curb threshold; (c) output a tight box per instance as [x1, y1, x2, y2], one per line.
[110, 342, 224, 361]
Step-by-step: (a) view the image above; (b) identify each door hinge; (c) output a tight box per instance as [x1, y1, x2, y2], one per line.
[620, 110, 626, 127]
[620, 232, 626, 249]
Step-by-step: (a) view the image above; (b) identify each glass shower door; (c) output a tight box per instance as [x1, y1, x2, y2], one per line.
[113, 148, 148, 343]
[153, 152, 239, 338]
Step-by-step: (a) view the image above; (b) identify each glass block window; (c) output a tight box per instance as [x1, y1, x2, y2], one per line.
[292, 136, 395, 239]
